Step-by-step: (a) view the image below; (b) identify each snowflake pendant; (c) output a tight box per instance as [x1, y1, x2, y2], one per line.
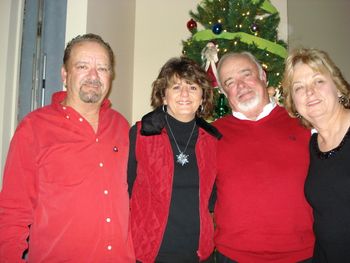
[176, 152, 189, 166]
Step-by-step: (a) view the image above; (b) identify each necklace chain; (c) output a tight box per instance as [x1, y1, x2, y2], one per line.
[165, 114, 196, 166]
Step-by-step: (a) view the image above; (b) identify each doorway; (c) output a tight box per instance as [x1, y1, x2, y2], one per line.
[18, 0, 67, 122]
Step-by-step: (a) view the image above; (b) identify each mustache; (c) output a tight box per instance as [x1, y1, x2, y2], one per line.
[81, 79, 102, 87]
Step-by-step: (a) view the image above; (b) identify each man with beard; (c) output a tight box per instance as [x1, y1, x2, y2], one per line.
[212, 52, 315, 263]
[0, 34, 135, 262]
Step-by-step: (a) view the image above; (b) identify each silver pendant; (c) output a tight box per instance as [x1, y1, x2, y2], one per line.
[176, 152, 189, 166]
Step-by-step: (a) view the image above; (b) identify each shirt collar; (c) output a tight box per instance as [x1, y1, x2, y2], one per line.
[232, 99, 276, 121]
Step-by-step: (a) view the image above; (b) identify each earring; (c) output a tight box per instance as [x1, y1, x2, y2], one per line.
[338, 94, 348, 106]
[162, 105, 167, 113]
[198, 105, 204, 114]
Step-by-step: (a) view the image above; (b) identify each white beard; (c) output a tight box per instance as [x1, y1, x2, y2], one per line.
[237, 94, 261, 112]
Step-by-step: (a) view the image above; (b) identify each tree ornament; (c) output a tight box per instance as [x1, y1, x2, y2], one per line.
[201, 42, 219, 88]
[250, 23, 259, 33]
[187, 19, 197, 32]
[268, 86, 284, 106]
[212, 23, 223, 34]
[215, 93, 229, 118]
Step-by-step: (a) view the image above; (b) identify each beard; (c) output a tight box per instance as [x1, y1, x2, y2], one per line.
[236, 92, 261, 112]
[79, 79, 103, 103]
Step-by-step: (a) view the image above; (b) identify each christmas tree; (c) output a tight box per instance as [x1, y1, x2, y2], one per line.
[182, 0, 287, 120]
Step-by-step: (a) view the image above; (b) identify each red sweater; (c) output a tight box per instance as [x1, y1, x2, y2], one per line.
[213, 106, 315, 263]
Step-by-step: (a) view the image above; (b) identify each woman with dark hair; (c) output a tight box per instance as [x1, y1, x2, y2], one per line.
[283, 48, 350, 262]
[128, 56, 221, 263]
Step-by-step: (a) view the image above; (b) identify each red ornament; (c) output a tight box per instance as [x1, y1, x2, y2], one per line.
[206, 63, 219, 88]
[187, 19, 197, 31]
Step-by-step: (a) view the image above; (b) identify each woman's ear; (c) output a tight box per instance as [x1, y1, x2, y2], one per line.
[267, 87, 276, 97]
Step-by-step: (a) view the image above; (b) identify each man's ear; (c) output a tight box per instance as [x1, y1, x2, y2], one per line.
[261, 70, 267, 83]
[61, 66, 67, 87]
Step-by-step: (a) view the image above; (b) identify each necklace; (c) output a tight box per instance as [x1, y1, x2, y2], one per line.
[314, 127, 350, 160]
[165, 114, 196, 166]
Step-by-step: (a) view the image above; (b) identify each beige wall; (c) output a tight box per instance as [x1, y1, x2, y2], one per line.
[132, 1, 200, 123]
[0, 0, 24, 187]
[287, 0, 350, 82]
[86, 0, 136, 122]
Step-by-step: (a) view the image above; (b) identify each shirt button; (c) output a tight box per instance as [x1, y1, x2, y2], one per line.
[106, 217, 111, 223]
[62, 106, 66, 110]
[66, 115, 70, 119]
[104, 190, 108, 195]
[99, 162, 104, 167]
[96, 138, 99, 143]
[79, 117, 83, 122]
[107, 245, 112, 250]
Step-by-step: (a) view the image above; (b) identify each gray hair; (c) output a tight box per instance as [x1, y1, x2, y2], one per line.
[217, 51, 265, 89]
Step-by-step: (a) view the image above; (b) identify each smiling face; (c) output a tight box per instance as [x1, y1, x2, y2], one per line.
[163, 76, 203, 122]
[291, 62, 341, 124]
[61, 41, 113, 107]
[219, 54, 269, 119]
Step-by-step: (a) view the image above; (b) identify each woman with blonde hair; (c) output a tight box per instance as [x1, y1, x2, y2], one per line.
[283, 48, 350, 262]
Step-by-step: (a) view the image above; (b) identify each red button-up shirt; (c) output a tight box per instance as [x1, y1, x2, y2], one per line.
[0, 91, 135, 263]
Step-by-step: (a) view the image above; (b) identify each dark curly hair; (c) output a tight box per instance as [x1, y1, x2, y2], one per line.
[151, 56, 214, 119]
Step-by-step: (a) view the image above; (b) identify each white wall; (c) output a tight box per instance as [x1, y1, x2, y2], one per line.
[65, 0, 88, 41]
[0, 0, 24, 188]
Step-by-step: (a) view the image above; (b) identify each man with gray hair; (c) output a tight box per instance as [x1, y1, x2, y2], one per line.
[213, 52, 314, 263]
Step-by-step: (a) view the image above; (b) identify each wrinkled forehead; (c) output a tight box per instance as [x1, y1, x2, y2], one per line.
[226, 56, 257, 71]
[70, 42, 110, 63]
[220, 56, 257, 80]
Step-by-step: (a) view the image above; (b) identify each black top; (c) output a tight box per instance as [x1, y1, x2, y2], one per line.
[158, 114, 200, 262]
[305, 129, 350, 262]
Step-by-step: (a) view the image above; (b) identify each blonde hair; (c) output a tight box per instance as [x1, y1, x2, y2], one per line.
[282, 48, 350, 128]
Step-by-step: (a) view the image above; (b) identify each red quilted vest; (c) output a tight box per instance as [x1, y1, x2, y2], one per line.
[130, 122, 218, 262]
